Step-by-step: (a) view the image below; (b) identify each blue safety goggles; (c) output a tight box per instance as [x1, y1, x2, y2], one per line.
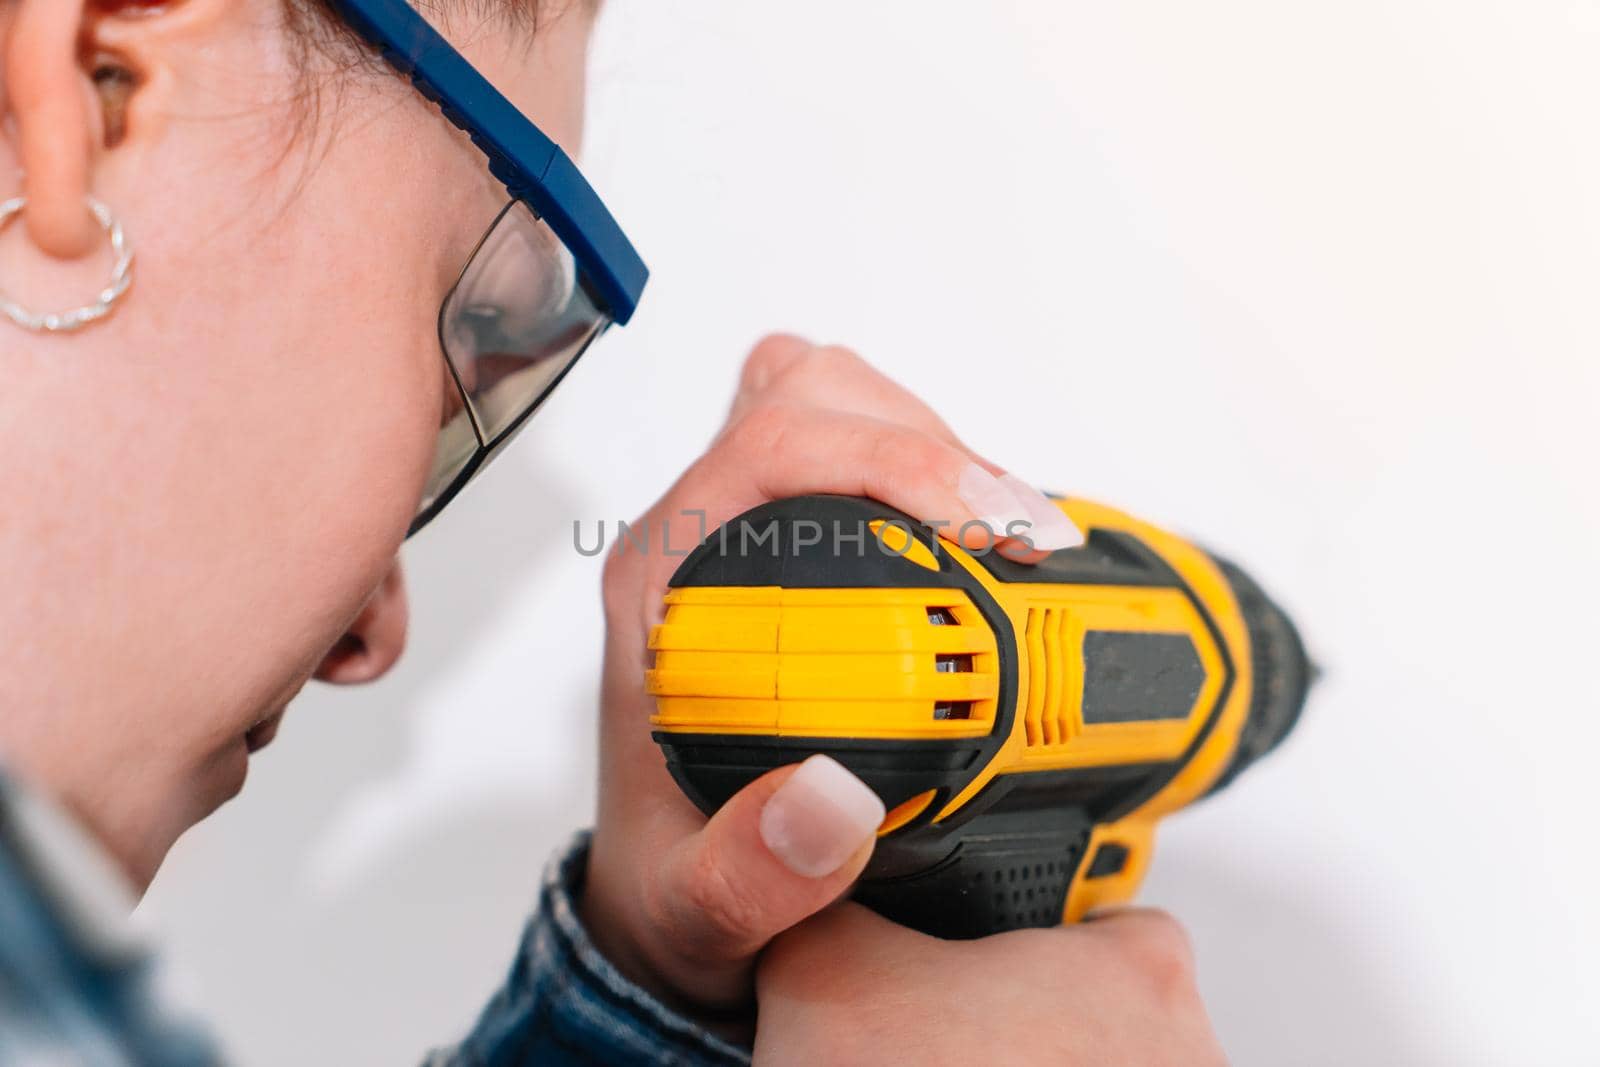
[327, 0, 649, 535]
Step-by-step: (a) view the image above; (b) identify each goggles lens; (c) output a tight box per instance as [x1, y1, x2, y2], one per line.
[415, 201, 611, 528]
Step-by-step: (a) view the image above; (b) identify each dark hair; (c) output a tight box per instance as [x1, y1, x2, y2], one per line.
[287, 0, 545, 64]
[273, 0, 577, 188]
[277, 0, 549, 139]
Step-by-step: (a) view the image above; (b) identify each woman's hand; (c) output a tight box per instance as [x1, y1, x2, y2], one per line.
[580, 335, 1083, 1026]
[754, 904, 1227, 1066]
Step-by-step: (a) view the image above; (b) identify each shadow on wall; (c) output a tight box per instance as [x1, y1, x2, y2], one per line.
[1145, 835, 1447, 1067]
[142, 455, 602, 1067]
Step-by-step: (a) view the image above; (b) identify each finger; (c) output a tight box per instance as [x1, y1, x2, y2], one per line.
[771, 898, 914, 954]
[729, 340, 1078, 561]
[730, 335, 974, 455]
[1079, 906, 1198, 973]
[757, 901, 915, 991]
[8, 0, 99, 259]
[993, 473, 1070, 563]
[694, 404, 1083, 555]
[653, 756, 885, 965]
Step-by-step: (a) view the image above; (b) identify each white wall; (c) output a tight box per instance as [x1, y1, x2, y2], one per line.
[139, 2, 1600, 1063]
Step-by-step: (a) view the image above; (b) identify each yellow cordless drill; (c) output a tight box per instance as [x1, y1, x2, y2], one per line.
[647, 495, 1309, 939]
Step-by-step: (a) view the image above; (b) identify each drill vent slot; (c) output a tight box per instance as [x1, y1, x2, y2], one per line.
[1023, 607, 1069, 746]
[929, 608, 974, 720]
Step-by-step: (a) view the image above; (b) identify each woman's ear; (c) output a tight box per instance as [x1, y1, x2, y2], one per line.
[1, 0, 232, 261]
[3, 0, 100, 258]
[315, 560, 411, 686]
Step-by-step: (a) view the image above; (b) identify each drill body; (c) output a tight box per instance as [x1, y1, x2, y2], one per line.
[647, 495, 1308, 939]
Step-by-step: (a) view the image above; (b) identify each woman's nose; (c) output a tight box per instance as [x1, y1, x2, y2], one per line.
[314, 559, 410, 685]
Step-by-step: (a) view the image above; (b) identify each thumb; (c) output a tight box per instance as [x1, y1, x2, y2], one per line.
[655, 756, 886, 964]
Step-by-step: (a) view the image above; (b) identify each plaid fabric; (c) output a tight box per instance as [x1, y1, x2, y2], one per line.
[0, 778, 750, 1067]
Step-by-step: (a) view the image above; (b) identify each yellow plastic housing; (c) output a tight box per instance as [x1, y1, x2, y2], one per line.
[648, 497, 1254, 924]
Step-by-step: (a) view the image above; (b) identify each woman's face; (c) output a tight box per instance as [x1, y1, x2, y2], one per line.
[0, 0, 595, 884]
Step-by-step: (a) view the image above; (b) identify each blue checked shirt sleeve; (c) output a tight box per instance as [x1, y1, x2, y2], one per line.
[426, 832, 751, 1067]
[0, 774, 749, 1067]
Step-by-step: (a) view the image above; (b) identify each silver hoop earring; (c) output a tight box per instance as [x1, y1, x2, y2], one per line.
[0, 196, 135, 333]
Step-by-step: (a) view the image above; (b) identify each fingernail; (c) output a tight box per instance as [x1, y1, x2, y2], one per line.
[998, 474, 1085, 551]
[957, 463, 1031, 543]
[760, 755, 886, 878]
